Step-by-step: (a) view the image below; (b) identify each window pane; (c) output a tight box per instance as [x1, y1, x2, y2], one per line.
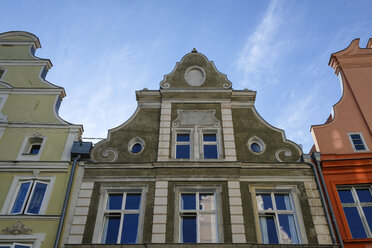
[29, 144, 41, 154]
[203, 145, 218, 159]
[14, 245, 31, 248]
[338, 189, 355, 203]
[256, 194, 273, 210]
[353, 139, 364, 145]
[199, 214, 217, 243]
[278, 214, 299, 244]
[102, 216, 120, 244]
[176, 145, 190, 159]
[199, 194, 215, 210]
[343, 207, 367, 239]
[182, 194, 196, 210]
[121, 214, 139, 244]
[203, 134, 216, 142]
[107, 194, 123, 210]
[275, 194, 292, 210]
[259, 215, 279, 244]
[177, 134, 190, 142]
[131, 143, 142, 153]
[363, 206, 372, 235]
[27, 182, 47, 214]
[350, 134, 361, 139]
[357, 189, 372, 203]
[125, 193, 141, 210]
[355, 144, 366, 150]
[250, 143, 262, 153]
[11, 182, 31, 214]
[182, 216, 197, 243]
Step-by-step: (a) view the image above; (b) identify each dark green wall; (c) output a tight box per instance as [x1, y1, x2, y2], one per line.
[91, 108, 160, 163]
[232, 107, 301, 162]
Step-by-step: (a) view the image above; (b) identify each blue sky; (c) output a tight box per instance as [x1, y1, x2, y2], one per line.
[2, 0, 372, 152]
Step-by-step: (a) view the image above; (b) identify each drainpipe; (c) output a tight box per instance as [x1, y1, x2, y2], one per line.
[303, 154, 338, 246]
[54, 154, 81, 248]
[312, 152, 344, 248]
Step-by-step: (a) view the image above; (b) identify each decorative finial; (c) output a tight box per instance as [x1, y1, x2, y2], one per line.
[191, 48, 198, 53]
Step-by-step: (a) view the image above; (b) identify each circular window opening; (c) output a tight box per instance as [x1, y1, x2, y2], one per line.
[128, 137, 145, 155]
[250, 142, 262, 153]
[131, 143, 143, 154]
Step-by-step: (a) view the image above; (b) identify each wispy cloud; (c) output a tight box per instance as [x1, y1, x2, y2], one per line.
[237, 0, 284, 89]
[274, 88, 319, 151]
[56, 43, 154, 140]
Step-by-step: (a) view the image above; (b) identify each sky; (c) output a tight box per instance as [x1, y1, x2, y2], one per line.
[2, 0, 372, 152]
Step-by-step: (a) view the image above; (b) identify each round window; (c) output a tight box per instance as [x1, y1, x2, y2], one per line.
[250, 142, 262, 153]
[131, 143, 143, 154]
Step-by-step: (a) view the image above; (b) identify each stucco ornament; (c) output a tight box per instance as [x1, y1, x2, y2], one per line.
[160, 81, 170, 89]
[32, 132, 43, 138]
[275, 148, 292, 162]
[184, 66, 206, 86]
[159, 48, 232, 89]
[223, 82, 232, 88]
[2, 221, 32, 235]
[101, 148, 118, 162]
[173, 110, 220, 128]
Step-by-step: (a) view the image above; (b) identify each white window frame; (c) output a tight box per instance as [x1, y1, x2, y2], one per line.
[250, 186, 307, 244]
[1, 176, 55, 215]
[0, 243, 32, 248]
[0, 93, 9, 122]
[172, 128, 222, 160]
[347, 132, 369, 152]
[337, 185, 372, 238]
[16, 134, 47, 161]
[92, 186, 147, 244]
[174, 185, 223, 243]
[0, 233, 45, 248]
[173, 129, 194, 160]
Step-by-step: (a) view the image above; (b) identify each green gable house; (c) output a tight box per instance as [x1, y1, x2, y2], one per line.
[63, 49, 337, 247]
[0, 32, 83, 248]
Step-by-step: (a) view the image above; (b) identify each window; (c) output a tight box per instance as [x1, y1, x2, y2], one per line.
[175, 187, 222, 243]
[173, 129, 221, 160]
[348, 132, 369, 152]
[0, 243, 32, 248]
[17, 134, 47, 161]
[247, 136, 266, 154]
[337, 185, 372, 239]
[10, 180, 48, 215]
[202, 133, 218, 159]
[127, 137, 145, 155]
[255, 190, 302, 244]
[99, 189, 145, 244]
[25, 138, 43, 155]
[1, 176, 54, 216]
[176, 133, 191, 159]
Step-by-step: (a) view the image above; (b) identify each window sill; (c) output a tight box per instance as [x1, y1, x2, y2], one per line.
[344, 238, 372, 244]
[0, 215, 60, 220]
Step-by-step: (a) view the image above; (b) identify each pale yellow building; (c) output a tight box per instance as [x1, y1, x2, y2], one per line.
[0, 31, 82, 248]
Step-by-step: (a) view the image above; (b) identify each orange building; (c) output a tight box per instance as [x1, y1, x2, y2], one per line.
[311, 38, 372, 248]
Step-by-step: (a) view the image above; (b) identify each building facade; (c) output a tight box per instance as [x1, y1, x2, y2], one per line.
[64, 50, 335, 247]
[0, 31, 82, 248]
[311, 39, 372, 248]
